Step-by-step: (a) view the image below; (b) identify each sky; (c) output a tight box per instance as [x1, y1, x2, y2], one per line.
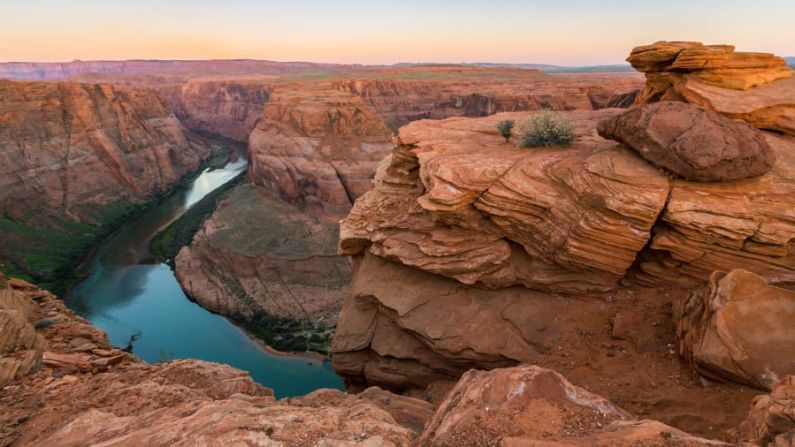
[1, 0, 794, 66]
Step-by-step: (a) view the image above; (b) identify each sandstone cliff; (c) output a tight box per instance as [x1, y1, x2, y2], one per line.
[0, 79, 212, 290]
[333, 107, 792, 436]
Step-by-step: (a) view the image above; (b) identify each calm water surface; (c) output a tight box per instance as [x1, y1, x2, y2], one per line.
[66, 157, 344, 398]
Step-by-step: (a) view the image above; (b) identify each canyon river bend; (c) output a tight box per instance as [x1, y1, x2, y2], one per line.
[65, 155, 344, 398]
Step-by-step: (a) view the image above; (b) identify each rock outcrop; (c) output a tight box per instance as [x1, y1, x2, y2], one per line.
[598, 101, 774, 181]
[339, 110, 670, 293]
[3, 272, 742, 446]
[629, 41, 795, 136]
[333, 106, 795, 435]
[734, 376, 795, 446]
[418, 365, 725, 446]
[633, 131, 795, 288]
[674, 270, 795, 390]
[172, 69, 643, 357]
[0, 273, 430, 446]
[0, 79, 211, 288]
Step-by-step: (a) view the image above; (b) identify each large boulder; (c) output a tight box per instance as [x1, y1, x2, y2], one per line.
[674, 269, 795, 390]
[417, 365, 726, 446]
[598, 101, 775, 181]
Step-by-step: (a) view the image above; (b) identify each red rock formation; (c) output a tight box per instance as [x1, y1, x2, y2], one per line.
[333, 107, 795, 436]
[168, 68, 642, 357]
[0, 79, 212, 285]
[339, 110, 671, 293]
[628, 41, 795, 136]
[598, 101, 775, 182]
[633, 132, 795, 288]
[733, 376, 795, 446]
[675, 270, 795, 390]
[247, 82, 395, 216]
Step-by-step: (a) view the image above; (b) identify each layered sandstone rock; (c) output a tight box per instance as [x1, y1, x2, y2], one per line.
[418, 366, 725, 446]
[0, 79, 209, 222]
[170, 69, 643, 357]
[333, 109, 795, 435]
[339, 110, 670, 293]
[633, 132, 795, 287]
[598, 101, 775, 181]
[674, 270, 795, 390]
[628, 41, 795, 136]
[0, 274, 427, 446]
[247, 83, 395, 216]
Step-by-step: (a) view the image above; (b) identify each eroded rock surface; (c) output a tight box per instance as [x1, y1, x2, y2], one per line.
[734, 376, 795, 446]
[675, 270, 795, 390]
[633, 132, 795, 288]
[173, 70, 643, 356]
[339, 110, 670, 293]
[598, 101, 774, 181]
[628, 41, 795, 136]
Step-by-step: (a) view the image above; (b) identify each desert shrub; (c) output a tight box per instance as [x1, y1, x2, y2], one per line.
[496, 119, 515, 141]
[34, 318, 55, 330]
[517, 111, 576, 148]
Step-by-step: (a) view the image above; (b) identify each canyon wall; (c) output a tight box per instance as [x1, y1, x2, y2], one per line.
[0, 79, 212, 290]
[158, 78, 274, 142]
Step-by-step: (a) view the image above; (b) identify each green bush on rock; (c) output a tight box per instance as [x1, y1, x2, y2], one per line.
[517, 110, 576, 148]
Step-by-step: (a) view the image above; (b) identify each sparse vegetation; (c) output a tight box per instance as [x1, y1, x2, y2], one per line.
[516, 110, 576, 148]
[497, 119, 515, 142]
[34, 319, 55, 330]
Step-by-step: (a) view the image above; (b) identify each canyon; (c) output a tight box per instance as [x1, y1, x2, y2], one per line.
[1, 41, 795, 446]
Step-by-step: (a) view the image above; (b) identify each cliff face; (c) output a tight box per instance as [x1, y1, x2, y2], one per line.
[159, 78, 274, 142]
[0, 79, 211, 289]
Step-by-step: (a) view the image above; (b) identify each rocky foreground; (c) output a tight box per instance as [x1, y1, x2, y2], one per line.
[2, 273, 790, 446]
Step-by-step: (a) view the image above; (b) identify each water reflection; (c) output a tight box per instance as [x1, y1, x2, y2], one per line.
[66, 155, 344, 398]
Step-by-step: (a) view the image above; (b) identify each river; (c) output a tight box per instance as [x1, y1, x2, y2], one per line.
[65, 155, 344, 398]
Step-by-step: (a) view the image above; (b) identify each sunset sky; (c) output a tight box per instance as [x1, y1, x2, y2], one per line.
[2, 0, 794, 65]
